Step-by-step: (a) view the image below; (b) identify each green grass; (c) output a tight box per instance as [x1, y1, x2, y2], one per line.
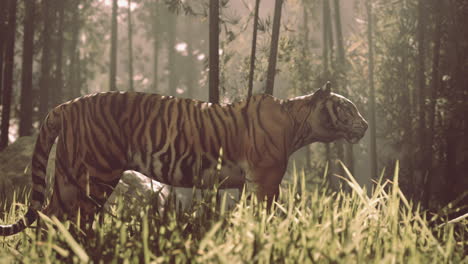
[1, 163, 467, 263]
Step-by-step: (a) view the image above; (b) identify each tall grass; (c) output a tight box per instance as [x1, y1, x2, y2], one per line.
[0, 163, 466, 263]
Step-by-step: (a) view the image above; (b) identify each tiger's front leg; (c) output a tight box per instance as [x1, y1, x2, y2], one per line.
[245, 165, 286, 207]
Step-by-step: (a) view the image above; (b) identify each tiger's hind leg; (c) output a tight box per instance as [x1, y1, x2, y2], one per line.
[41, 145, 82, 234]
[74, 163, 124, 234]
[43, 146, 123, 236]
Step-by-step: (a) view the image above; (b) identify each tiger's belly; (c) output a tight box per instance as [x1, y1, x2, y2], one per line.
[127, 151, 246, 189]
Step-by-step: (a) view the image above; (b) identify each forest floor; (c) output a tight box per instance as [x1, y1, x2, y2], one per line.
[0, 163, 467, 263]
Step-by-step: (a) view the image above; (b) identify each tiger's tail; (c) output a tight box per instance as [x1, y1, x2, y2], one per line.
[0, 107, 62, 236]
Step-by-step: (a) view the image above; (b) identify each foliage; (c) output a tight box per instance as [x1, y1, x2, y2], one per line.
[0, 166, 466, 263]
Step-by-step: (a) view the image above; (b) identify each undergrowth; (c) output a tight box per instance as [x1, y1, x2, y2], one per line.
[0, 162, 467, 263]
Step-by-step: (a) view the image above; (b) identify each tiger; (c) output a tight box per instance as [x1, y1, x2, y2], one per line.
[0, 82, 367, 236]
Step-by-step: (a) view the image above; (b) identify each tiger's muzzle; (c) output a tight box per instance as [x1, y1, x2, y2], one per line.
[344, 120, 368, 144]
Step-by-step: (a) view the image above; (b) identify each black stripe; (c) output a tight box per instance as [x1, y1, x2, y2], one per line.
[25, 209, 38, 226]
[99, 94, 125, 152]
[160, 151, 171, 184]
[32, 190, 45, 203]
[256, 100, 280, 151]
[169, 134, 182, 179]
[212, 107, 231, 159]
[242, 99, 250, 132]
[207, 109, 222, 152]
[155, 103, 167, 151]
[31, 175, 46, 187]
[68, 105, 79, 163]
[227, 106, 240, 136]
[176, 99, 184, 130]
[138, 95, 152, 148]
[180, 153, 196, 186]
[32, 158, 46, 173]
[12, 224, 20, 234]
[83, 117, 112, 169]
[196, 107, 207, 152]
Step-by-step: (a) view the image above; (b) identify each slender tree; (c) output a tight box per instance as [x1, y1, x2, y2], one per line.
[247, 0, 260, 98]
[322, 0, 332, 172]
[152, 0, 160, 92]
[417, 0, 426, 177]
[302, 0, 312, 170]
[0, 0, 17, 151]
[53, 0, 65, 106]
[167, 10, 177, 96]
[325, 0, 334, 63]
[208, 0, 219, 103]
[399, 19, 414, 197]
[265, 0, 283, 96]
[110, 0, 118, 91]
[39, 0, 53, 119]
[333, 0, 344, 66]
[209, 0, 220, 103]
[333, 0, 353, 173]
[185, 16, 196, 98]
[68, 0, 81, 99]
[302, 0, 309, 51]
[423, 0, 442, 208]
[127, 0, 134, 92]
[366, 0, 377, 178]
[322, 0, 331, 76]
[444, 1, 466, 205]
[0, 0, 8, 104]
[19, 0, 36, 137]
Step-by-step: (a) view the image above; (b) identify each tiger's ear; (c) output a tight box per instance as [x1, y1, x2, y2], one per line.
[322, 81, 331, 95]
[316, 81, 331, 98]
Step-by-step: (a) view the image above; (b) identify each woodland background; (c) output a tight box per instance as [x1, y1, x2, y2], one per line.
[0, 0, 467, 215]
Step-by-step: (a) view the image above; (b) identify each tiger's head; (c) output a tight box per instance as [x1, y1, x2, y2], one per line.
[287, 82, 368, 147]
[309, 82, 368, 144]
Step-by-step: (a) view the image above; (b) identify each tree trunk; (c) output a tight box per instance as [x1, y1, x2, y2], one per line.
[265, 0, 283, 96]
[110, 0, 118, 91]
[322, 0, 333, 177]
[247, 0, 260, 98]
[152, 0, 159, 92]
[127, 0, 134, 92]
[321, 0, 334, 74]
[303, 0, 311, 170]
[366, 0, 377, 179]
[333, 0, 344, 66]
[39, 0, 53, 119]
[209, 0, 220, 103]
[302, 0, 309, 51]
[167, 10, 177, 96]
[185, 17, 196, 98]
[332, 0, 351, 172]
[0, 0, 17, 151]
[423, 0, 442, 209]
[324, 0, 334, 64]
[417, 0, 426, 181]
[68, 0, 81, 99]
[19, 0, 35, 137]
[0, 0, 8, 104]
[77, 51, 84, 94]
[323, 0, 340, 169]
[53, 0, 65, 106]
[400, 25, 414, 198]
